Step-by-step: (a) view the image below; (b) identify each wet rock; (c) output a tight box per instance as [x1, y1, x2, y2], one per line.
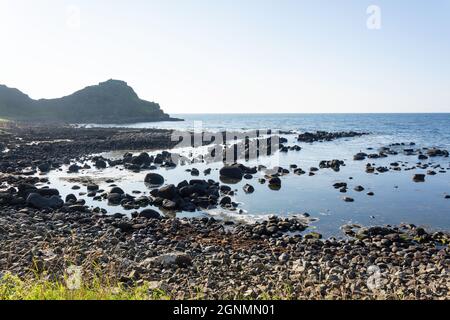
[136, 209, 161, 219]
[343, 197, 354, 202]
[268, 177, 281, 186]
[319, 159, 344, 171]
[87, 184, 99, 191]
[65, 194, 77, 203]
[162, 199, 177, 210]
[353, 153, 367, 161]
[219, 165, 244, 180]
[110, 186, 125, 195]
[354, 185, 365, 192]
[144, 173, 165, 186]
[427, 148, 449, 157]
[38, 162, 51, 173]
[220, 196, 232, 206]
[298, 131, 368, 143]
[305, 232, 322, 239]
[131, 152, 151, 166]
[243, 184, 255, 194]
[35, 188, 60, 197]
[333, 182, 347, 189]
[107, 193, 122, 205]
[413, 174, 425, 182]
[68, 164, 81, 173]
[157, 184, 177, 200]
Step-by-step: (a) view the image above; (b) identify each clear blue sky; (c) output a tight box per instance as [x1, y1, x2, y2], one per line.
[1, 0, 449, 113]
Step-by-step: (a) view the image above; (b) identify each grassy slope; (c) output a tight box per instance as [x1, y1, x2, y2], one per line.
[0, 273, 170, 300]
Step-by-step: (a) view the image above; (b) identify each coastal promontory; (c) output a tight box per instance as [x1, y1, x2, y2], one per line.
[0, 79, 182, 124]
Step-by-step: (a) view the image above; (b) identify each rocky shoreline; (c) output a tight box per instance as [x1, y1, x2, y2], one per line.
[0, 123, 449, 300]
[0, 209, 448, 299]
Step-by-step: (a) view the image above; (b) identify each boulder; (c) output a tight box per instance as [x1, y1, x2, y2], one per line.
[38, 162, 51, 172]
[110, 187, 125, 195]
[157, 184, 177, 199]
[219, 165, 244, 180]
[95, 160, 107, 169]
[144, 173, 165, 186]
[35, 188, 60, 197]
[68, 164, 80, 173]
[26, 193, 64, 209]
[65, 194, 77, 203]
[243, 184, 255, 194]
[138, 209, 161, 219]
[413, 174, 426, 182]
[142, 252, 192, 267]
[107, 193, 122, 205]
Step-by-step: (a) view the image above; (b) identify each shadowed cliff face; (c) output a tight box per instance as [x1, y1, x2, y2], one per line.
[0, 79, 181, 123]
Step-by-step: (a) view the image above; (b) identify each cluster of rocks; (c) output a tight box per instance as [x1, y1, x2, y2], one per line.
[0, 208, 448, 299]
[148, 179, 223, 212]
[319, 160, 345, 172]
[297, 131, 368, 143]
[0, 125, 178, 175]
[354, 146, 449, 162]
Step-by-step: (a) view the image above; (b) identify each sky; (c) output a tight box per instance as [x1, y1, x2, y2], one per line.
[0, 0, 449, 114]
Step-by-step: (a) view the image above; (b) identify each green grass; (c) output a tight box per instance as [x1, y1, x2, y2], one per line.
[0, 273, 170, 300]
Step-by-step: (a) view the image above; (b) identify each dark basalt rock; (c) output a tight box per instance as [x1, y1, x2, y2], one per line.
[26, 193, 63, 209]
[319, 159, 344, 171]
[243, 184, 255, 194]
[220, 165, 244, 180]
[353, 153, 367, 161]
[136, 209, 161, 219]
[413, 174, 426, 182]
[144, 173, 165, 186]
[107, 193, 122, 205]
[297, 131, 368, 143]
[157, 184, 177, 200]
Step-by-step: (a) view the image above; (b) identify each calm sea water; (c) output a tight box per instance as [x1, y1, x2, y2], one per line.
[86, 113, 450, 149]
[62, 114, 450, 237]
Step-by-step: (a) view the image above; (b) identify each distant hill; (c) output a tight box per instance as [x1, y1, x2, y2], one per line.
[0, 80, 182, 123]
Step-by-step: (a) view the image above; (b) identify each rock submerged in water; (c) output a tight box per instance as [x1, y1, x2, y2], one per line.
[243, 184, 255, 194]
[413, 174, 426, 182]
[343, 197, 354, 202]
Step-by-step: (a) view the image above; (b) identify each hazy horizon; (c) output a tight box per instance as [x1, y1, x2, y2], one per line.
[1, 0, 449, 114]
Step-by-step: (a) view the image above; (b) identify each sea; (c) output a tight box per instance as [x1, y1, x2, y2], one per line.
[52, 113, 450, 237]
